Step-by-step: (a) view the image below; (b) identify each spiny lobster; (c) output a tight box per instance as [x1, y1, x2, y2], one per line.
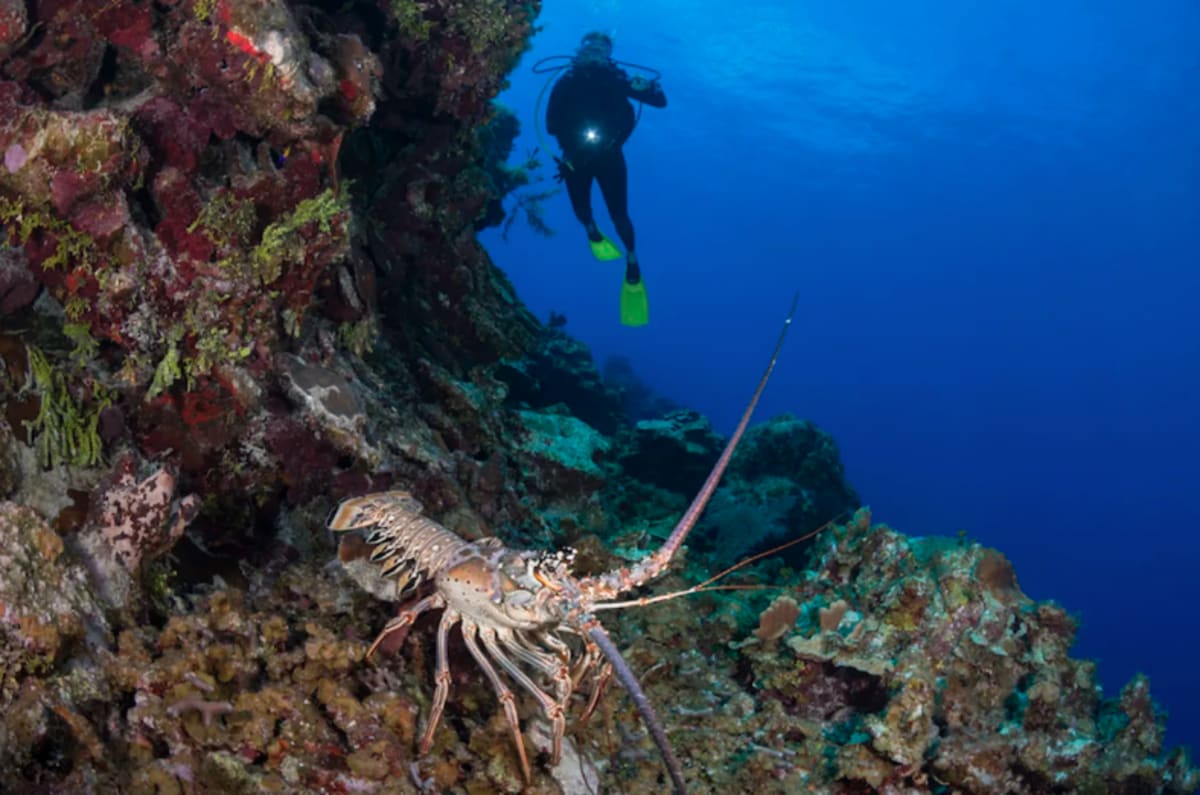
[327, 297, 797, 794]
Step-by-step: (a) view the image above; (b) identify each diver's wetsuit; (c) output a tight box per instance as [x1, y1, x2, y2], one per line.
[546, 61, 667, 255]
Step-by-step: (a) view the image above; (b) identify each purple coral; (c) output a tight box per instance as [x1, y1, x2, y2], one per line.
[3, 142, 25, 173]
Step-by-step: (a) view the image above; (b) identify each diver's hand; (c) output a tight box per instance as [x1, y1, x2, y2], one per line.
[630, 76, 652, 92]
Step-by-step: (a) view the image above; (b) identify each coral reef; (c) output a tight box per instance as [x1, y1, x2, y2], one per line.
[696, 413, 861, 565]
[603, 353, 680, 421]
[0, 0, 551, 543]
[498, 327, 626, 435]
[0, 1, 1193, 794]
[0, 502, 108, 700]
[617, 408, 723, 495]
[737, 510, 1200, 794]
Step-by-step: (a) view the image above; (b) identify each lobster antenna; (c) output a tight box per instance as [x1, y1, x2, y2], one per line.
[688, 512, 845, 592]
[591, 514, 840, 612]
[648, 293, 799, 571]
[590, 583, 775, 612]
[578, 293, 800, 601]
[586, 623, 688, 794]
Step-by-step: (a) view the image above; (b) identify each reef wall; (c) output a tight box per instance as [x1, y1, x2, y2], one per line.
[0, 1, 1194, 793]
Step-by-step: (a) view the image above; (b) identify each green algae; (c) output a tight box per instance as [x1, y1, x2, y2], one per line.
[0, 196, 97, 274]
[146, 338, 182, 401]
[23, 346, 111, 469]
[250, 188, 348, 285]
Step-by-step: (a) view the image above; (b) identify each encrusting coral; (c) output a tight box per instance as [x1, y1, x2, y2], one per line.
[0, 1, 1194, 793]
[73, 450, 200, 609]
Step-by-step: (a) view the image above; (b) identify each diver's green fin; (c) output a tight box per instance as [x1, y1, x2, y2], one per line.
[620, 278, 649, 327]
[589, 235, 623, 261]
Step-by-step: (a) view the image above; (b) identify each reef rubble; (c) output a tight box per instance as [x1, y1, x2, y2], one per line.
[0, 1, 1195, 794]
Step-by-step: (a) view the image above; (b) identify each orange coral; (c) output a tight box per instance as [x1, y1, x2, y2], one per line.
[975, 548, 1018, 597]
[754, 595, 800, 643]
[819, 599, 850, 632]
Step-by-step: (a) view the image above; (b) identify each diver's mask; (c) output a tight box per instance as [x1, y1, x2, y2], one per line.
[575, 32, 613, 66]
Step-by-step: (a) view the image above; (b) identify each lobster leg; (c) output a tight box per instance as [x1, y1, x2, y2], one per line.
[508, 631, 565, 675]
[481, 628, 568, 765]
[461, 620, 532, 783]
[418, 608, 460, 755]
[511, 632, 575, 725]
[535, 630, 571, 664]
[580, 661, 613, 724]
[564, 634, 611, 725]
[367, 593, 445, 660]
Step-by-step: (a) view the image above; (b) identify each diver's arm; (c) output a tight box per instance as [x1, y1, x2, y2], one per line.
[546, 79, 569, 138]
[627, 75, 667, 108]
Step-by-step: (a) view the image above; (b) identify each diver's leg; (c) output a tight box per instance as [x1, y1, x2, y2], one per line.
[596, 150, 639, 283]
[564, 168, 601, 240]
[597, 149, 635, 256]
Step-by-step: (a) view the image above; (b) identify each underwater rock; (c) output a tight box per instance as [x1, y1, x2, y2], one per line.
[0, 104, 141, 216]
[79, 569, 423, 795]
[0, 0, 540, 548]
[731, 412, 855, 485]
[497, 329, 626, 435]
[0, 0, 27, 62]
[276, 352, 380, 468]
[0, 410, 19, 495]
[0, 502, 108, 705]
[0, 244, 38, 314]
[617, 408, 723, 495]
[730, 508, 1200, 794]
[696, 413, 860, 564]
[515, 408, 610, 498]
[603, 353, 679, 421]
[475, 104, 530, 231]
[529, 718, 601, 793]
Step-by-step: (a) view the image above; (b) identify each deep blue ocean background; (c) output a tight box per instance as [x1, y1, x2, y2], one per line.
[481, 0, 1199, 754]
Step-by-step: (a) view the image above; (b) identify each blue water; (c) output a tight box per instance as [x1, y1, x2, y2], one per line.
[481, 0, 1200, 753]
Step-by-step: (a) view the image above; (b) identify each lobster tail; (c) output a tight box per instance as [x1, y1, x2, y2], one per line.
[326, 491, 426, 531]
[328, 491, 470, 595]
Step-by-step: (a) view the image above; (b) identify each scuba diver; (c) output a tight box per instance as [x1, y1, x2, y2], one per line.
[542, 31, 667, 326]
